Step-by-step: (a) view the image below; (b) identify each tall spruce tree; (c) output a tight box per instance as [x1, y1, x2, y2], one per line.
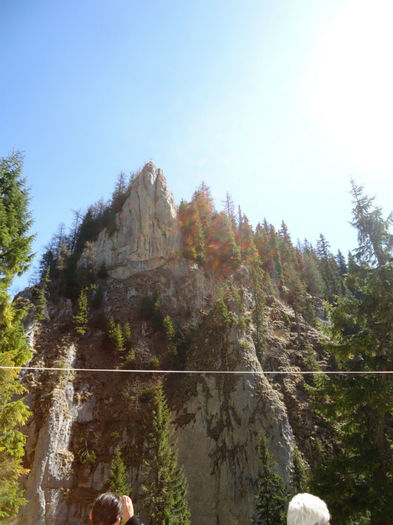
[73, 288, 89, 336]
[0, 152, 34, 520]
[142, 383, 190, 525]
[310, 182, 393, 524]
[107, 446, 132, 496]
[0, 152, 34, 280]
[252, 433, 287, 525]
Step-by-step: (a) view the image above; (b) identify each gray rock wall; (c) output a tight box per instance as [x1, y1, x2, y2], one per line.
[80, 162, 182, 278]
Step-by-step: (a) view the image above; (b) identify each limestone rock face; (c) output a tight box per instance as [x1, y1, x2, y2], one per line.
[174, 313, 294, 525]
[177, 365, 293, 525]
[80, 162, 182, 279]
[18, 342, 77, 525]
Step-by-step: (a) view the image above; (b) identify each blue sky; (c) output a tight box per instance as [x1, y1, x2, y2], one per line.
[2, 0, 393, 293]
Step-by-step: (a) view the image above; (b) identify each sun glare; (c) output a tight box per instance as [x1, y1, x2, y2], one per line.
[304, 0, 393, 177]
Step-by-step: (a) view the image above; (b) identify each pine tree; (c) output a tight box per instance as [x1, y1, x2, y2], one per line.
[310, 182, 393, 524]
[142, 384, 190, 525]
[33, 267, 50, 321]
[73, 288, 89, 336]
[74, 206, 100, 254]
[278, 220, 292, 245]
[123, 321, 132, 348]
[163, 315, 176, 354]
[107, 316, 125, 352]
[316, 233, 341, 302]
[107, 446, 132, 495]
[254, 222, 272, 273]
[191, 182, 215, 235]
[178, 200, 205, 263]
[222, 192, 236, 230]
[111, 172, 128, 214]
[336, 249, 348, 277]
[252, 433, 287, 525]
[0, 152, 34, 281]
[291, 447, 308, 495]
[300, 248, 325, 297]
[206, 212, 240, 274]
[0, 152, 33, 520]
[237, 214, 258, 264]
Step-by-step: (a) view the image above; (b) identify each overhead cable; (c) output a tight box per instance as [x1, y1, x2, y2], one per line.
[1, 366, 393, 375]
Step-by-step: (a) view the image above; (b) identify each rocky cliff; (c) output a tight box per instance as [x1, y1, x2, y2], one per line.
[79, 162, 182, 278]
[16, 164, 326, 524]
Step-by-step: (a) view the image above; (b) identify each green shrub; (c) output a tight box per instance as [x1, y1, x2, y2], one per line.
[150, 355, 160, 369]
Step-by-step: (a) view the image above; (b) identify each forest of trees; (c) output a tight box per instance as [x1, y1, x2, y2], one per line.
[2, 155, 393, 524]
[178, 183, 346, 325]
[309, 182, 393, 524]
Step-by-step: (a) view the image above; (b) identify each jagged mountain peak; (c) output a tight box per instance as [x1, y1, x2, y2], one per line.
[140, 160, 157, 175]
[80, 164, 182, 278]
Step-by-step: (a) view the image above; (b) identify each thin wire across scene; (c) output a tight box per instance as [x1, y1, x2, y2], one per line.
[1, 366, 392, 375]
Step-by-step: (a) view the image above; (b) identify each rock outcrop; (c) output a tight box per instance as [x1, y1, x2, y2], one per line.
[177, 351, 294, 524]
[80, 162, 182, 279]
[17, 164, 325, 524]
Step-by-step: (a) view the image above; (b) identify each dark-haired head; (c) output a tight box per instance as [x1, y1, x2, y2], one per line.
[90, 492, 122, 525]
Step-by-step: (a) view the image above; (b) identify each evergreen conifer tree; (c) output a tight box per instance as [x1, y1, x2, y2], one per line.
[0, 152, 34, 281]
[291, 448, 308, 495]
[300, 249, 325, 297]
[310, 182, 393, 524]
[316, 234, 341, 301]
[33, 267, 50, 321]
[278, 220, 292, 245]
[0, 152, 34, 520]
[142, 383, 190, 525]
[254, 222, 272, 273]
[252, 433, 287, 525]
[107, 446, 132, 495]
[178, 200, 205, 263]
[206, 212, 240, 274]
[336, 249, 348, 277]
[222, 192, 237, 230]
[107, 317, 125, 352]
[73, 288, 89, 336]
[237, 214, 258, 264]
[111, 172, 128, 213]
[163, 315, 176, 354]
[191, 182, 214, 235]
[123, 321, 132, 348]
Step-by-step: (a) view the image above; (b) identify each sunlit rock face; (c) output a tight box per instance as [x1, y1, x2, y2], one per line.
[17, 340, 78, 525]
[80, 162, 182, 279]
[177, 358, 294, 524]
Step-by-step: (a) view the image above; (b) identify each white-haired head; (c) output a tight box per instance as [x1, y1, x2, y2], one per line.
[287, 493, 331, 525]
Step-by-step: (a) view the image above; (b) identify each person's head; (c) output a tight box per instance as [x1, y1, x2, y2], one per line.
[287, 493, 331, 525]
[90, 492, 122, 525]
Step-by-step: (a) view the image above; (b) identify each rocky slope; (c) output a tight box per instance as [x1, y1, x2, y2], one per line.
[16, 163, 326, 524]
